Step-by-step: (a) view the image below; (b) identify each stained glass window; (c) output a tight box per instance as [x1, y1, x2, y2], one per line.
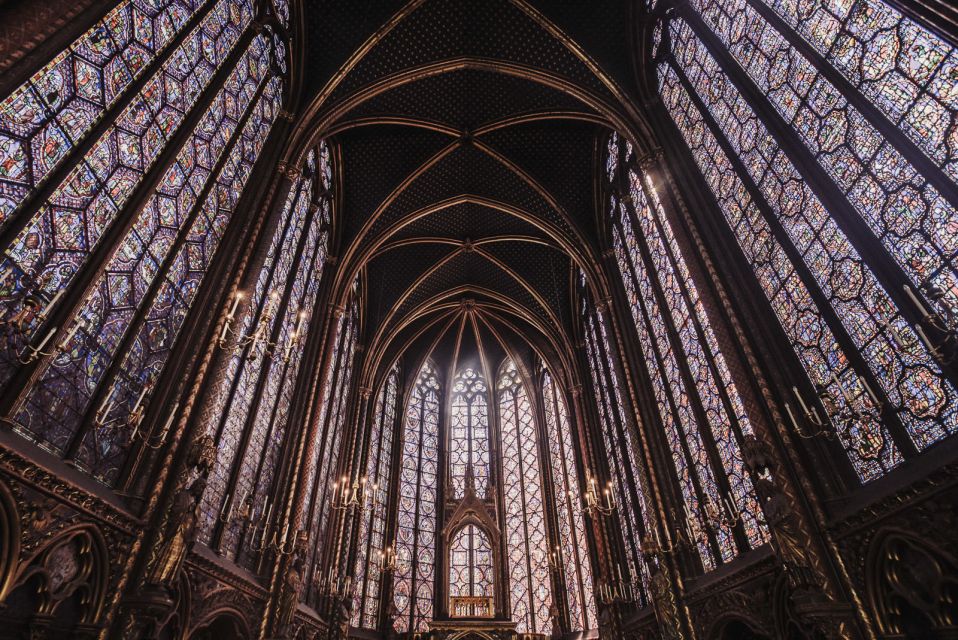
[393, 360, 440, 633]
[657, 5, 958, 481]
[352, 364, 400, 629]
[450, 367, 490, 499]
[10, 31, 283, 484]
[604, 134, 768, 569]
[0, 0, 208, 223]
[0, 0, 255, 383]
[498, 359, 553, 635]
[579, 282, 652, 593]
[194, 145, 329, 568]
[303, 293, 359, 603]
[449, 524, 494, 601]
[541, 368, 596, 630]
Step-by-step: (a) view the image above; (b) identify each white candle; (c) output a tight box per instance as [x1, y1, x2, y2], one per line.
[35, 326, 57, 352]
[785, 403, 800, 432]
[131, 384, 148, 413]
[792, 386, 810, 415]
[228, 292, 242, 319]
[863, 380, 881, 407]
[903, 285, 930, 317]
[158, 401, 178, 440]
[831, 372, 852, 404]
[916, 324, 937, 353]
[41, 288, 64, 316]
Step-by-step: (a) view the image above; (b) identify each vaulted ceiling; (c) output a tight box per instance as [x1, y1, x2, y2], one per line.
[289, 0, 654, 386]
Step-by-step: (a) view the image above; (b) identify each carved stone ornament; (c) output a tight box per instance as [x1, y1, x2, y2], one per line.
[276, 531, 309, 637]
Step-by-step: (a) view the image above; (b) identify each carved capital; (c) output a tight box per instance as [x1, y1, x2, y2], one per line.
[277, 160, 301, 181]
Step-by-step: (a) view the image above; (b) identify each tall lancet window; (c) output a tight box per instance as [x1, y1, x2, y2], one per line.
[196, 145, 330, 567]
[579, 279, 650, 601]
[0, 0, 288, 484]
[450, 367, 490, 499]
[449, 524, 494, 601]
[394, 360, 440, 633]
[352, 363, 400, 629]
[541, 368, 597, 630]
[303, 288, 360, 605]
[655, 0, 958, 482]
[605, 134, 768, 570]
[498, 359, 552, 635]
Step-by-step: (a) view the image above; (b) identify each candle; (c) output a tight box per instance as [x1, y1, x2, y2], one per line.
[158, 401, 179, 441]
[785, 403, 801, 432]
[35, 326, 57, 352]
[903, 285, 930, 317]
[916, 324, 937, 353]
[792, 386, 810, 415]
[264, 501, 274, 526]
[831, 372, 852, 404]
[41, 288, 64, 317]
[131, 385, 148, 413]
[228, 292, 242, 319]
[863, 380, 881, 407]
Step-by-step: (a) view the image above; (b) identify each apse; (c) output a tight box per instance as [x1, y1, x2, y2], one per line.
[0, 0, 956, 639]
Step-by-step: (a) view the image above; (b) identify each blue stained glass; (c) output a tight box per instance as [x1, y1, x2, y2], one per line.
[0, 0, 256, 388]
[662, 18, 958, 478]
[13, 36, 277, 481]
[0, 0, 206, 224]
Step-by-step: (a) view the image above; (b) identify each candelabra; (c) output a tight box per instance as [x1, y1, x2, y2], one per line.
[786, 374, 884, 460]
[904, 283, 957, 365]
[249, 505, 298, 556]
[641, 515, 688, 556]
[218, 491, 253, 526]
[217, 291, 305, 362]
[315, 568, 353, 600]
[331, 475, 379, 513]
[93, 382, 178, 449]
[680, 494, 741, 548]
[378, 544, 397, 572]
[597, 566, 640, 605]
[579, 473, 616, 517]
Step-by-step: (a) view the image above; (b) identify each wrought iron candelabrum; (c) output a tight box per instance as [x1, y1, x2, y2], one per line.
[331, 474, 381, 513]
[217, 290, 306, 362]
[579, 473, 616, 518]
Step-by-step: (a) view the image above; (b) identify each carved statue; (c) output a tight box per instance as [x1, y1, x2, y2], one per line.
[277, 531, 309, 636]
[649, 564, 683, 640]
[146, 475, 206, 587]
[145, 435, 216, 588]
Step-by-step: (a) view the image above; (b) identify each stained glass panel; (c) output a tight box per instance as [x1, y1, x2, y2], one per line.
[661, 18, 958, 478]
[541, 369, 596, 630]
[352, 364, 399, 629]
[0, 0, 255, 381]
[498, 359, 552, 635]
[394, 360, 439, 633]
[0, 0, 207, 222]
[13, 36, 278, 480]
[450, 367, 490, 499]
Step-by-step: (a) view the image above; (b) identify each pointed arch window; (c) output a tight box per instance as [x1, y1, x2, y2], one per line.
[604, 134, 768, 569]
[449, 524, 494, 601]
[303, 288, 360, 605]
[450, 367, 490, 499]
[655, 0, 958, 482]
[497, 358, 552, 635]
[394, 360, 440, 633]
[541, 368, 596, 630]
[195, 145, 330, 568]
[578, 281, 651, 598]
[0, 0, 289, 486]
[352, 363, 401, 629]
